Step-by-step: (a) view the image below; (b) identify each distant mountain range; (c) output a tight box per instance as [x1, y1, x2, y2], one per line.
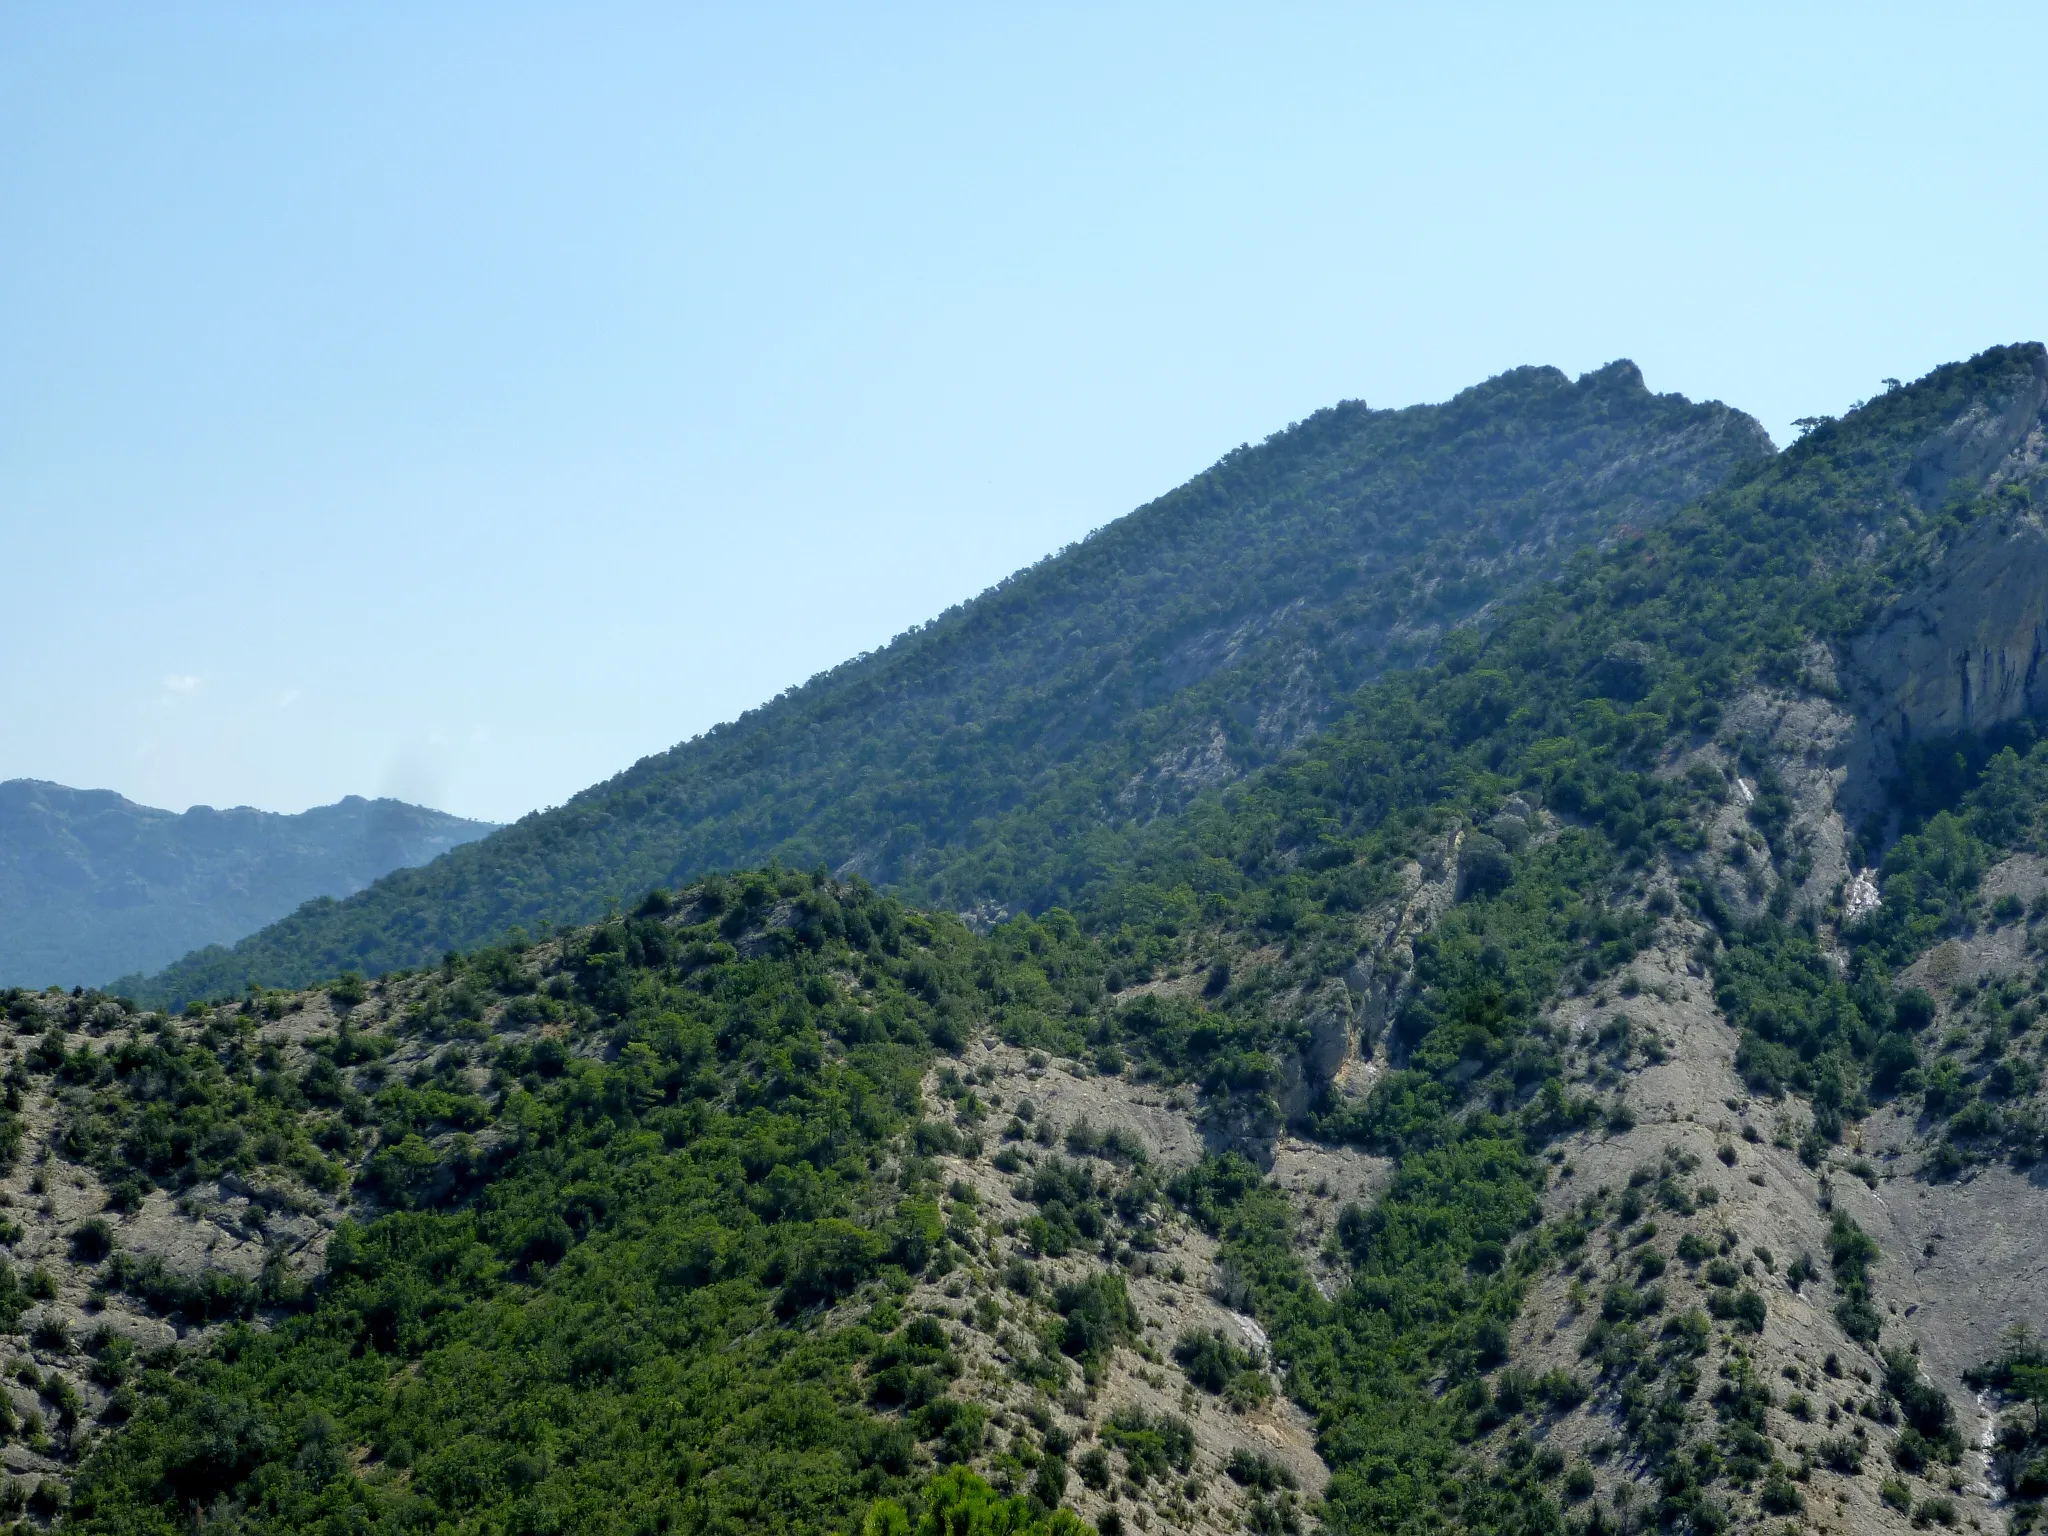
[132, 360, 1769, 1004]
[0, 781, 496, 988]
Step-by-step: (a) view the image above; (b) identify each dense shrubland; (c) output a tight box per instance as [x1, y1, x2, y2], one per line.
[54, 874, 1137, 1533]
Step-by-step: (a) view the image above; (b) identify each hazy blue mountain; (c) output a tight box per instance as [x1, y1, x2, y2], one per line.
[0, 781, 496, 988]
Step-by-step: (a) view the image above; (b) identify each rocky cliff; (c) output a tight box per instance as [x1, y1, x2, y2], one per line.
[1844, 345, 2048, 814]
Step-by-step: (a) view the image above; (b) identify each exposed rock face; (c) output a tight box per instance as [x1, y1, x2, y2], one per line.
[1851, 509, 2048, 745]
[1844, 347, 2048, 812]
[1349, 828, 1462, 1066]
[1900, 348, 2048, 507]
[1528, 903, 2017, 1535]
[1673, 688, 1855, 926]
[1299, 978, 1354, 1085]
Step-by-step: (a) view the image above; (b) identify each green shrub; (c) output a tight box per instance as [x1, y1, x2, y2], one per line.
[1226, 1447, 1297, 1491]
[69, 1217, 113, 1263]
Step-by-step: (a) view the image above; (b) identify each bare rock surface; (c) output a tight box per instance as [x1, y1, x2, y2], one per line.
[1672, 687, 1856, 926]
[1847, 509, 2048, 808]
[1837, 349, 2048, 818]
[1514, 809, 2048, 1535]
[1527, 912, 1960, 1534]
[973, 1043, 1209, 1170]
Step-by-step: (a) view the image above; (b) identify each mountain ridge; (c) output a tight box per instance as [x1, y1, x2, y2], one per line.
[0, 780, 496, 990]
[130, 359, 1770, 1006]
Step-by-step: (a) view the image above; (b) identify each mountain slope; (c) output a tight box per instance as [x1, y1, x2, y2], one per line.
[1079, 340, 2048, 1535]
[0, 783, 495, 989]
[133, 361, 1768, 1006]
[17, 344, 2048, 1536]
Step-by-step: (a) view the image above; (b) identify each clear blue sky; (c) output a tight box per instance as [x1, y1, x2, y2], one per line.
[5, 5, 2044, 825]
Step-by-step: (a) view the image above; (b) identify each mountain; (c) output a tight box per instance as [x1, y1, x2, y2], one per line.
[0, 782, 496, 989]
[21, 344, 2048, 1536]
[131, 360, 1769, 1006]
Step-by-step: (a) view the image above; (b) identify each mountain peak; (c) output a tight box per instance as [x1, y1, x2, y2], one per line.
[130, 362, 1768, 1005]
[1578, 356, 1645, 390]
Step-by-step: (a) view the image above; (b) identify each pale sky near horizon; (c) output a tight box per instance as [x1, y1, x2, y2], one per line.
[5, 5, 2046, 825]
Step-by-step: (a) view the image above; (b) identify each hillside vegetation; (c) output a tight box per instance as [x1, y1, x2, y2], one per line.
[7, 344, 2048, 1535]
[133, 362, 1768, 1006]
[0, 786, 494, 992]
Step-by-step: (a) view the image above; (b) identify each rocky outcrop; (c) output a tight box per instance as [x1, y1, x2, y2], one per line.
[1843, 349, 2048, 814]
[1900, 346, 2048, 508]
[1187, 827, 1473, 1163]
[1259, 978, 1360, 1136]
[1674, 688, 1856, 926]
[1849, 509, 2048, 762]
[1346, 828, 1463, 1068]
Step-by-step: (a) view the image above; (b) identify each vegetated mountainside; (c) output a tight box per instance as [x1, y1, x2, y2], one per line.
[15, 343, 2048, 1536]
[133, 361, 1770, 1007]
[0, 785, 495, 992]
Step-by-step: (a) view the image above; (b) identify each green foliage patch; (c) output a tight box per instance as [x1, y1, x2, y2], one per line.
[64, 875, 1109, 1535]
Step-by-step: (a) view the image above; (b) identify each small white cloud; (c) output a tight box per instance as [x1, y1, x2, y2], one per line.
[278, 687, 302, 709]
[156, 674, 203, 711]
